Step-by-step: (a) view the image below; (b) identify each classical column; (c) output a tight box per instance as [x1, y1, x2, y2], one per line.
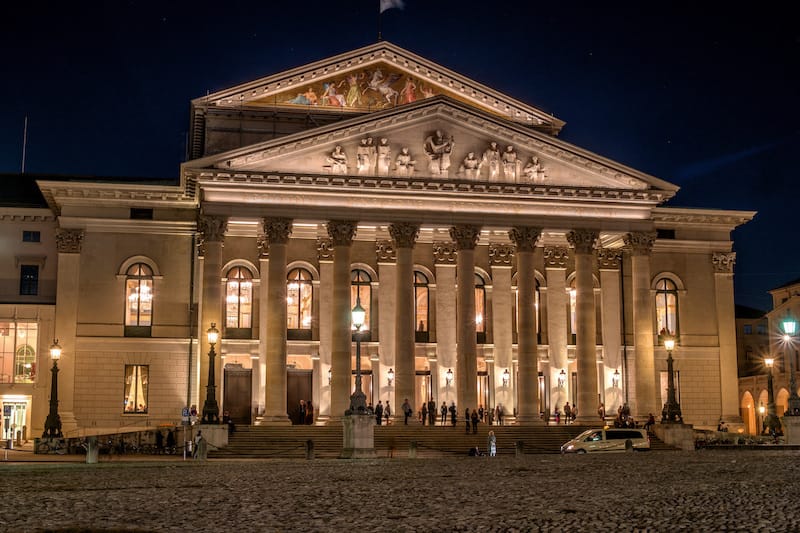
[327, 221, 357, 419]
[712, 251, 744, 427]
[624, 232, 658, 418]
[255, 234, 269, 418]
[450, 225, 481, 411]
[510, 227, 543, 424]
[376, 240, 396, 409]
[545, 246, 569, 412]
[434, 242, 457, 405]
[567, 229, 599, 423]
[52, 228, 84, 434]
[198, 215, 226, 408]
[317, 238, 335, 423]
[261, 218, 292, 424]
[389, 223, 420, 420]
[489, 244, 514, 419]
[598, 248, 624, 415]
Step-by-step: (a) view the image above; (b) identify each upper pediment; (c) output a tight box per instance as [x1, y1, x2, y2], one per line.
[187, 95, 677, 195]
[193, 41, 565, 134]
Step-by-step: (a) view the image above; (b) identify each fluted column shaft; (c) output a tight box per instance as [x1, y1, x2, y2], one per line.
[451, 225, 481, 411]
[568, 230, 599, 422]
[545, 247, 569, 411]
[198, 216, 226, 408]
[510, 227, 542, 424]
[328, 221, 357, 419]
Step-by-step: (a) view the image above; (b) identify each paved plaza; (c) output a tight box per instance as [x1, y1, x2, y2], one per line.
[2, 450, 798, 532]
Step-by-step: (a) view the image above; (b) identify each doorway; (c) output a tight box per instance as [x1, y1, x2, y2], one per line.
[223, 364, 252, 425]
[287, 369, 312, 424]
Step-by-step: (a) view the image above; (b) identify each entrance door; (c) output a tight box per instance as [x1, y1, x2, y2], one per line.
[477, 372, 489, 414]
[287, 370, 312, 424]
[223, 364, 252, 425]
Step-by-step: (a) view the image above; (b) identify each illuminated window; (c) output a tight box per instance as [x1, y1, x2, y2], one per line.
[655, 278, 678, 338]
[475, 273, 486, 343]
[415, 271, 430, 342]
[225, 266, 253, 332]
[287, 268, 313, 339]
[569, 285, 577, 340]
[0, 322, 38, 384]
[123, 365, 149, 414]
[125, 263, 153, 336]
[351, 269, 372, 340]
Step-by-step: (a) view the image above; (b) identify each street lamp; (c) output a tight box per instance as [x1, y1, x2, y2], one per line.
[445, 368, 453, 386]
[42, 339, 63, 438]
[781, 318, 800, 416]
[387, 368, 395, 387]
[661, 336, 683, 423]
[346, 296, 367, 415]
[763, 357, 781, 435]
[201, 323, 220, 424]
[558, 369, 566, 389]
[612, 368, 620, 388]
[502, 368, 510, 387]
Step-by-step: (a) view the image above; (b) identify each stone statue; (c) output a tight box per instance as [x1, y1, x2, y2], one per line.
[377, 138, 392, 176]
[501, 145, 520, 181]
[423, 129, 455, 177]
[522, 156, 545, 183]
[481, 141, 501, 181]
[326, 145, 348, 175]
[458, 152, 481, 179]
[356, 138, 373, 175]
[395, 147, 416, 177]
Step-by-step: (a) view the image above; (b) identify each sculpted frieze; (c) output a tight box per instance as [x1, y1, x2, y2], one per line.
[489, 244, 515, 266]
[712, 252, 736, 273]
[543, 246, 569, 268]
[55, 229, 84, 254]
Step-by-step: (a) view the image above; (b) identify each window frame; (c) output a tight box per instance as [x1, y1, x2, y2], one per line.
[124, 262, 154, 337]
[123, 364, 149, 414]
[415, 271, 430, 343]
[475, 273, 486, 344]
[19, 264, 39, 296]
[287, 268, 313, 340]
[655, 277, 679, 342]
[225, 266, 253, 338]
[351, 269, 372, 342]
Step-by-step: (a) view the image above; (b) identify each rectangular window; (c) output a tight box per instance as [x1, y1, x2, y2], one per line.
[757, 324, 767, 335]
[19, 265, 39, 296]
[743, 324, 753, 335]
[123, 365, 149, 414]
[22, 230, 40, 242]
[0, 322, 38, 384]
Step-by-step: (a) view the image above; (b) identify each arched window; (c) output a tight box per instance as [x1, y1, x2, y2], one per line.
[225, 266, 253, 337]
[287, 268, 313, 340]
[569, 283, 577, 343]
[14, 344, 35, 383]
[415, 271, 430, 342]
[475, 273, 486, 344]
[351, 269, 372, 340]
[655, 278, 679, 339]
[125, 263, 153, 336]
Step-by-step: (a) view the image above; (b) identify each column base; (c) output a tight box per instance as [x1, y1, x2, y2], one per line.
[341, 413, 376, 459]
[514, 415, 544, 426]
[258, 414, 291, 426]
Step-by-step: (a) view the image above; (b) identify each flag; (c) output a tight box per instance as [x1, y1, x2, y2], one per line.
[380, 0, 405, 13]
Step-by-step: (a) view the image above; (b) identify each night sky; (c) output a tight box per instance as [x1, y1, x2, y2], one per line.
[3, 1, 798, 312]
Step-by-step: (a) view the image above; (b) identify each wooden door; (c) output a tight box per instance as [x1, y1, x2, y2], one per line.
[223, 364, 252, 425]
[287, 370, 312, 424]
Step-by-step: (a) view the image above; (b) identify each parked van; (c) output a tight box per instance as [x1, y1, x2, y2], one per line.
[560, 428, 650, 453]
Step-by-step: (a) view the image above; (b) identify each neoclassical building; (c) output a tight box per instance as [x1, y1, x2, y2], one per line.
[1, 42, 754, 440]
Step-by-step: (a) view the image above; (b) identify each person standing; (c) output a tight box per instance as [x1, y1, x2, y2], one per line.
[421, 402, 428, 426]
[465, 408, 472, 434]
[384, 402, 392, 425]
[478, 405, 485, 423]
[428, 398, 436, 426]
[402, 398, 412, 425]
[598, 402, 606, 421]
[564, 402, 572, 424]
[440, 402, 448, 426]
[449, 401, 457, 427]
[471, 409, 479, 434]
[487, 430, 497, 457]
[155, 430, 164, 454]
[375, 401, 384, 425]
[305, 401, 314, 425]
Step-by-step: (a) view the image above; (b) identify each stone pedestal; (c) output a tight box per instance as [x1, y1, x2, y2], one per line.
[654, 422, 695, 451]
[782, 415, 800, 444]
[197, 424, 229, 452]
[341, 414, 376, 459]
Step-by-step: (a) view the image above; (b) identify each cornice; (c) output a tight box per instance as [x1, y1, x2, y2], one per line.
[58, 217, 197, 236]
[0, 209, 56, 222]
[37, 180, 195, 213]
[653, 207, 755, 230]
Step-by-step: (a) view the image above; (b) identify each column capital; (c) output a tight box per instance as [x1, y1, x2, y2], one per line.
[256, 235, 269, 259]
[543, 246, 569, 268]
[55, 228, 84, 254]
[197, 215, 228, 243]
[623, 231, 656, 255]
[317, 237, 334, 261]
[449, 225, 481, 250]
[508, 226, 541, 252]
[433, 241, 457, 264]
[489, 243, 515, 266]
[389, 222, 420, 249]
[261, 217, 293, 245]
[597, 248, 623, 269]
[376, 240, 396, 262]
[326, 220, 357, 246]
[712, 251, 736, 273]
[567, 229, 598, 254]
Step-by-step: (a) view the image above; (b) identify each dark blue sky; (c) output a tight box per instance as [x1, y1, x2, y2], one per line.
[3, 1, 798, 311]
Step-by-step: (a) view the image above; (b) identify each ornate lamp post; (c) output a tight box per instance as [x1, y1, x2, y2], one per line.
[763, 357, 781, 435]
[661, 336, 683, 423]
[346, 297, 367, 415]
[781, 319, 800, 416]
[42, 339, 63, 439]
[201, 323, 220, 424]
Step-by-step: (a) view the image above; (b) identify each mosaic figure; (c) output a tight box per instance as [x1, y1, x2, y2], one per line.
[363, 68, 401, 107]
[400, 77, 417, 104]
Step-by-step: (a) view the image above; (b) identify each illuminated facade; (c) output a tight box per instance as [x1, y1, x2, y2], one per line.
[1, 42, 754, 438]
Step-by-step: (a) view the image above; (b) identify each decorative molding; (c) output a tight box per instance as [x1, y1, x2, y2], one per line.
[449, 225, 481, 250]
[197, 215, 228, 242]
[597, 248, 622, 269]
[433, 242, 457, 264]
[388, 222, 420, 248]
[508, 226, 541, 252]
[543, 246, 569, 268]
[261, 217, 293, 245]
[317, 238, 334, 260]
[567, 229, 598, 254]
[55, 228, 84, 253]
[712, 252, 736, 273]
[624, 231, 657, 256]
[375, 240, 396, 262]
[15, 255, 47, 270]
[489, 244, 515, 266]
[256, 234, 269, 259]
[326, 220, 357, 246]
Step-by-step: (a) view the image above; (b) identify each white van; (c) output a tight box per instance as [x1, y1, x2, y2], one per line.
[560, 428, 650, 454]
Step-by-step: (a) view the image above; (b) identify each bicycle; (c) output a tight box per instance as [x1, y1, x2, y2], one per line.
[37, 438, 67, 455]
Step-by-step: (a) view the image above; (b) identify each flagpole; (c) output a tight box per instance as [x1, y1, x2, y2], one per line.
[21, 116, 28, 173]
[378, 0, 382, 41]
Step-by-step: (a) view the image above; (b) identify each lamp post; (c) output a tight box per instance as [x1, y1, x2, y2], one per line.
[201, 323, 220, 424]
[445, 368, 453, 387]
[346, 297, 367, 415]
[42, 339, 63, 439]
[661, 336, 683, 423]
[781, 319, 800, 416]
[763, 357, 781, 435]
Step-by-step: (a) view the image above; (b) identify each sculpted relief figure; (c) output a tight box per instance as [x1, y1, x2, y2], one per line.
[356, 138, 373, 175]
[395, 147, 416, 177]
[326, 145, 348, 175]
[423, 129, 455, 177]
[481, 141, 501, 181]
[501, 145, 520, 181]
[522, 156, 546, 183]
[458, 152, 481, 179]
[377, 137, 392, 176]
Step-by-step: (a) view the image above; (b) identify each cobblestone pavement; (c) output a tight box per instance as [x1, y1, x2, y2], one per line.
[2, 450, 799, 532]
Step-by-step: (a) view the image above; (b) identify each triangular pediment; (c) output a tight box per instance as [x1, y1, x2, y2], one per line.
[187, 96, 677, 194]
[194, 41, 564, 134]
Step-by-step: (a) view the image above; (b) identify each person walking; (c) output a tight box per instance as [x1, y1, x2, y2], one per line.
[375, 401, 384, 425]
[384, 402, 392, 425]
[402, 398, 412, 425]
[465, 408, 472, 434]
[471, 409, 479, 434]
[449, 402, 457, 427]
[487, 430, 497, 456]
[421, 402, 428, 426]
[440, 402, 448, 426]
